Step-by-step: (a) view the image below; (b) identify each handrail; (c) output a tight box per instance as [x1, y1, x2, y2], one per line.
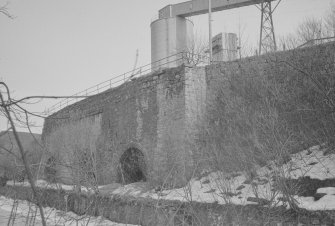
[297, 36, 335, 49]
[45, 52, 209, 115]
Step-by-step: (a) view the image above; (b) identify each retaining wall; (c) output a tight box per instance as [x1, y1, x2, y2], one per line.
[42, 42, 335, 187]
[1, 185, 335, 226]
[42, 66, 207, 186]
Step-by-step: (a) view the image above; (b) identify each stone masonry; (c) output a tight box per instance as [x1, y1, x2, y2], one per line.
[42, 42, 335, 187]
[42, 66, 206, 186]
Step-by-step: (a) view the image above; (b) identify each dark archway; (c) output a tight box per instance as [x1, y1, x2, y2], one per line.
[118, 147, 146, 184]
[44, 156, 57, 183]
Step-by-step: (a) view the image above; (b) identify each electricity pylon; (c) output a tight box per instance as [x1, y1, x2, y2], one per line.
[259, 1, 277, 54]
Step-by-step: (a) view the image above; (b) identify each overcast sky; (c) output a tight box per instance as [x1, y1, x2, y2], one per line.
[0, 0, 334, 134]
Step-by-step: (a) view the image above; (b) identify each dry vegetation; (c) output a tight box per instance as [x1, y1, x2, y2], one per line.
[1, 3, 335, 225]
[196, 43, 335, 211]
[279, 3, 335, 50]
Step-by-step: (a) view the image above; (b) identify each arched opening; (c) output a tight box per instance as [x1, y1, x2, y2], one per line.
[118, 148, 146, 184]
[44, 156, 57, 182]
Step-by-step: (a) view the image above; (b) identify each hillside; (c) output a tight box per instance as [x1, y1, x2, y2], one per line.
[0, 131, 41, 150]
[0, 131, 42, 177]
[94, 144, 335, 211]
[8, 144, 335, 212]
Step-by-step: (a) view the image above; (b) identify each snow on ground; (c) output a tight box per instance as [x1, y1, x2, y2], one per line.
[0, 196, 138, 226]
[110, 169, 279, 206]
[105, 145, 335, 211]
[7, 180, 86, 192]
[281, 145, 335, 180]
[295, 194, 335, 210]
[6, 145, 335, 211]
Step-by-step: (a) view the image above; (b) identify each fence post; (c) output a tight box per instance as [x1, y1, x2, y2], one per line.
[182, 52, 184, 65]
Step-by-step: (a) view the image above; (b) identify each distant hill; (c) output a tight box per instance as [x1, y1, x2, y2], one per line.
[0, 131, 41, 151]
[0, 131, 42, 177]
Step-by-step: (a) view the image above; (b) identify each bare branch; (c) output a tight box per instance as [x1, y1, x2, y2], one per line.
[0, 82, 47, 226]
[0, 127, 12, 138]
[0, 2, 14, 19]
[5, 95, 90, 107]
[0, 145, 19, 159]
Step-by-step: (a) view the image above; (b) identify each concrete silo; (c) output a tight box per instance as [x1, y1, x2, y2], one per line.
[151, 16, 194, 69]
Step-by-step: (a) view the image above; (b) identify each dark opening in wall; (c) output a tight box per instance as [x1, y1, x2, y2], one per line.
[45, 156, 57, 182]
[118, 148, 146, 184]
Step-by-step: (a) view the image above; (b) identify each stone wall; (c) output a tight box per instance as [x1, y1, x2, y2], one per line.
[184, 67, 207, 172]
[2, 185, 335, 226]
[199, 42, 335, 173]
[42, 66, 207, 186]
[43, 42, 335, 187]
[206, 42, 335, 108]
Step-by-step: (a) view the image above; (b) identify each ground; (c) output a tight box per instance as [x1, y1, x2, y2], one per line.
[0, 196, 138, 226]
[4, 144, 335, 221]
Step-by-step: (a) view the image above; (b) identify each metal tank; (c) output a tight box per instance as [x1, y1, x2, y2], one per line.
[212, 32, 238, 62]
[223, 33, 238, 61]
[151, 16, 194, 70]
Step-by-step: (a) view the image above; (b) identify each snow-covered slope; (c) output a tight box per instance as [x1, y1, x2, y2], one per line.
[7, 145, 335, 211]
[0, 196, 138, 226]
[103, 145, 335, 210]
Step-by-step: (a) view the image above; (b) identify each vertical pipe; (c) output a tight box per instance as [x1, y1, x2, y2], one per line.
[208, 0, 213, 64]
[169, 5, 172, 18]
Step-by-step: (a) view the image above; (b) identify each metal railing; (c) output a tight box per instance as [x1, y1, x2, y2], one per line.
[45, 52, 209, 115]
[297, 36, 335, 49]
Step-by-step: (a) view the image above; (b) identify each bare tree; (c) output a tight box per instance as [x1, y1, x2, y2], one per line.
[280, 17, 325, 50]
[237, 20, 256, 58]
[0, 80, 93, 224]
[280, 10, 335, 50]
[325, 2, 335, 37]
[183, 33, 209, 66]
[0, 82, 47, 226]
[296, 17, 325, 44]
[196, 29, 335, 208]
[278, 33, 299, 50]
[0, 2, 14, 19]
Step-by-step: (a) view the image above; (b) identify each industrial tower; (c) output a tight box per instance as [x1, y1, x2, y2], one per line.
[259, 1, 277, 54]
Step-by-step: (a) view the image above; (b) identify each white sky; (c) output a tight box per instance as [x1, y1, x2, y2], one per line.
[0, 0, 334, 134]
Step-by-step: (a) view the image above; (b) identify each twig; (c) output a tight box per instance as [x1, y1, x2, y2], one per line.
[0, 82, 47, 226]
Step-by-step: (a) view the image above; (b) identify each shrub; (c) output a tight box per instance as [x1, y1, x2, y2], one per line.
[198, 44, 335, 174]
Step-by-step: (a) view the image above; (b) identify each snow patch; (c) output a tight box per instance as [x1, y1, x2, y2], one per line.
[6, 145, 335, 211]
[0, 196, 138, 226]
